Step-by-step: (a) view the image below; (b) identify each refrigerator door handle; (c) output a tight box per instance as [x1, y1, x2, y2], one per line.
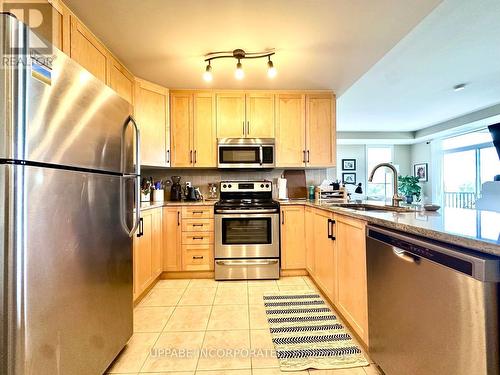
[122, 116, 141, 237]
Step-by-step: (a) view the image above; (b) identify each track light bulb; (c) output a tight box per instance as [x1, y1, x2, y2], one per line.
[203, 63, 212, 82]
[235, 61, 244, 80]
[267, 59, 277, 78]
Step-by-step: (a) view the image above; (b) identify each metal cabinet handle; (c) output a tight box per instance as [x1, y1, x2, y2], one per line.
[192, 236, 204, 240]
[192, 210, 204, 214]
[190, 150, 193, 163]
[166, 149, 170, 163]
[193, 224, 204, 227]
[194, 150, 197, 164]
[192, 256, 204, 260]
[242, 121, 245, 136]
[307, 150, 310, 163]
[177, 211, 180, 226]
[281, 210, 285, 225]
[303, 150, 306, 163]
[137, 217, 144, 238]
[247, 121, 250, 135]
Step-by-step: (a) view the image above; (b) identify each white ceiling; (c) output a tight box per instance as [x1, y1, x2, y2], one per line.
[63, 0, 440, 94]
[337, 0, 500, 132]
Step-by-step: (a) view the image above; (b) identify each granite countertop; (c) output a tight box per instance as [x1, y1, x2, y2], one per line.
[280, 199, 500, 256]
[140, 200, 217, 211]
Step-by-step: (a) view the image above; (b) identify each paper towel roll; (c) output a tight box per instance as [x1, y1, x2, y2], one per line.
[278, 178, 288, 200]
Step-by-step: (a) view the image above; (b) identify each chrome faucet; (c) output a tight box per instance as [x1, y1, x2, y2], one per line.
[368, 163, 403, 207]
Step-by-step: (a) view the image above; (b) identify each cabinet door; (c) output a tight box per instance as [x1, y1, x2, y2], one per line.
[69, 16, 108, 82]
[108, 56, 134, 104]
[133, 212, 153, 297]
[305, 206, 315, 275]
[276, 94, 306, 167]
[134, 79, 169, 167]
[193, 92, 216, 167]
[281, 205, 306, 270]
[163, 207, 182, 272]
[246, 92, 275, 138]
[216, 92, 246, 138]
[335, 215, 368, 344]
[313, 209, 336, 302]
[151, 209, 163, 278]
[306, 94, 336, 167]
[170, 92, 193, 167]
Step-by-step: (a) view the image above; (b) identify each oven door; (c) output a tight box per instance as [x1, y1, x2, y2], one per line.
[215, 212, 279, 258]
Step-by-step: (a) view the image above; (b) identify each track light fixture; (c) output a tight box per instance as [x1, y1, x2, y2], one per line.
[203, 61, 212, 82]
[203, 49, 276, 81]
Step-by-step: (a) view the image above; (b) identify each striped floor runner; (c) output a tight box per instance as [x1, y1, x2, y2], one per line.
[263, 291, 368, 371]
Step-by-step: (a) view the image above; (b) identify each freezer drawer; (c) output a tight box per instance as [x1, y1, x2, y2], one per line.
[366, 226, 499, 375]
[215, 258, 280, 280]
[1, 164, 133, 375]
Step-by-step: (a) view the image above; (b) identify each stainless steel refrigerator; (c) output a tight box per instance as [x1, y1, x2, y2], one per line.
[1, 14, 140, 375]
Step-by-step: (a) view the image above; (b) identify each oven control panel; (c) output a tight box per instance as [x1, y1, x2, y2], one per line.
[220, 181, 272, 192]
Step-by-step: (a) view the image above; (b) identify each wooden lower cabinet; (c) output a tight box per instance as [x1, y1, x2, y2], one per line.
[334, 214, 369, 344]
[280, 205, 306, 270]
[133, 208, 162, 300]
[182, 244, 214, 271]
[162, 207, 182, 272]
[304, 206, 315, 274]
[312, 208, 337, 303]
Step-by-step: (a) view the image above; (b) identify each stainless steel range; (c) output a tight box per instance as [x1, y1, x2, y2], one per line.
[214, 181, 280, 280]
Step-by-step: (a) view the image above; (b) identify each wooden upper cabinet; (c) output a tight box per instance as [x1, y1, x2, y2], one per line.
[170, 91, 216, 168]
[170, 92, 193, 167]
[335, 215, 368, 344]
[276, 93, 306, 167]
[246, 93, 275, 138]
[216, 92, 246, 138]
[306, 93, 336, 167]
[108, 56, 134, 104]
[134, 78, 169, 167]
[193, 92, 216, 167]
[69, 15, 108, 82]
[281, 205, 306, 270]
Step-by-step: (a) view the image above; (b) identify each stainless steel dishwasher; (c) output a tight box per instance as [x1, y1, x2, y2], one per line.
[366, 225, 500, 375]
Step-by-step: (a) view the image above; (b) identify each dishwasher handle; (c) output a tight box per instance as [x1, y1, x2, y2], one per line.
[367, 225, 500, 282]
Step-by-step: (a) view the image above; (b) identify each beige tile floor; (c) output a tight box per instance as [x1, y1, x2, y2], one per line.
[106, 276, 381, 375]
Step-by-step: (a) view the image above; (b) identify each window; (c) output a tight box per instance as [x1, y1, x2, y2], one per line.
[442, 129, 499, 208]
[366, 146, 393, 200]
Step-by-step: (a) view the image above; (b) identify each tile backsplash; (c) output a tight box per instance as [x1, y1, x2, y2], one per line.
[143, 168, 336, 199]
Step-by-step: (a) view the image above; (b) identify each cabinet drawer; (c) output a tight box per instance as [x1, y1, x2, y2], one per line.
[182, 219, 214, 232]
[182, 206, 213, 219]
[182, 245, 213, 271]
[181, 231, 214, 245]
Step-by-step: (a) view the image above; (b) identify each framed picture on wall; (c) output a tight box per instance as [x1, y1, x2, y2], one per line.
[342, 159, 356, 171]
[342, 173, 356, 185]
[414, 163, 428, 182]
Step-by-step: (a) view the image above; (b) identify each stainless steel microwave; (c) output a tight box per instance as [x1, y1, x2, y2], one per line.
[217, 138, 275, 168]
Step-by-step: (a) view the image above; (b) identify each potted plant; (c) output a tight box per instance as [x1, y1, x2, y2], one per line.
[398, 175, 421, 204]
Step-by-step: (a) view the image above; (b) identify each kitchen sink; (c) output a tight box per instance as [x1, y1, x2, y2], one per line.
[330, 203, 415, 213]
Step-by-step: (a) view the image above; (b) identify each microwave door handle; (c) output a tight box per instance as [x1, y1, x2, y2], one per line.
[259, 146, 263, 166]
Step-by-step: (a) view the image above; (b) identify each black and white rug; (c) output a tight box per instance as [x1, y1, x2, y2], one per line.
[263, 291, 368, 371]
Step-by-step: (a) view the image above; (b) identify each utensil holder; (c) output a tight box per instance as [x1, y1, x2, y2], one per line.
[153, 189, 164, 202]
